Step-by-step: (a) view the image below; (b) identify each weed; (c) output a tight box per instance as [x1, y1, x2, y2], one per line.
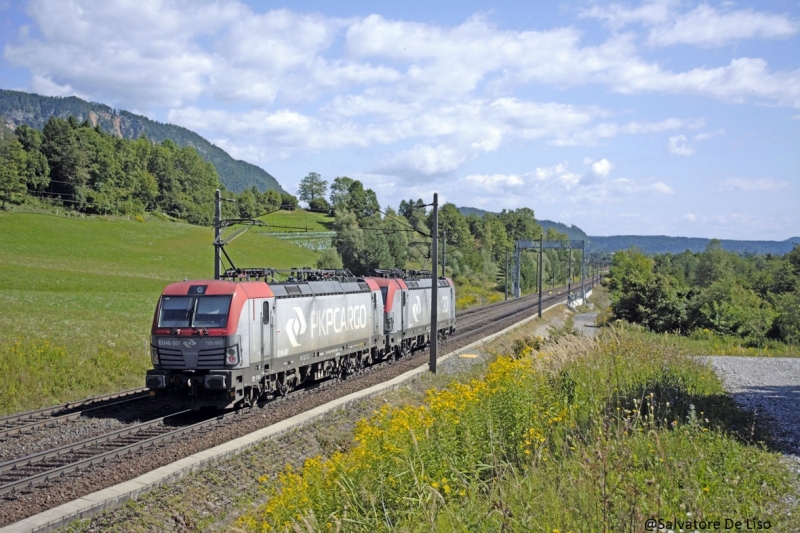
[241, 328, 793, 532]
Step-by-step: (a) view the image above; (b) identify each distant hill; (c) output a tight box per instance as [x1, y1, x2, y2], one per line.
[457, 206, 799, 255]
[458, 206, 491, 217]
[587, 235, 800, 255]
[0, 89, 286, 194]
[458, 206, 589, 241]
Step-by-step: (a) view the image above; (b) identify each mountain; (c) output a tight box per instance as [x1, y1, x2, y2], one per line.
[0, 89, 286, 194]
[587, 235, 800, 255]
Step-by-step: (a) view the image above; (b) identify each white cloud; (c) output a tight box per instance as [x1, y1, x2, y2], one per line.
[591, 158, 613, 177]
[380, 144, 468, 177]
[465, 173, 524, 187]
[580, 0, 674, 29]
[552, 117, 690, 146]
[648, 5, 798, 47]
[29, 75, 75, 98]
[170, 96, 681, 174]
[583, 1, 798, 47]
[457, 162, 672, 209]
[5, 0, 800, 116]
[665, 129, 725, 156]
[4, 0, 239, 108]
[648, 182, 674, 195]
[694, 129, 725, 141]
[720, 178, 792, 192]
[667, 135, 694, 156]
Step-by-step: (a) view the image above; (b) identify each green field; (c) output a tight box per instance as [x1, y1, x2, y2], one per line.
[0, 211, 319, 414]
[256, 208, 334, 233]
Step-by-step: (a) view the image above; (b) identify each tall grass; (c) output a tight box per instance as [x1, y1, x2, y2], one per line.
[0, 340, 151, 414]
[240, 329, 793, 532]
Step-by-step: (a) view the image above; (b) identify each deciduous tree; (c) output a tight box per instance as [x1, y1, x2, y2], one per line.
[0, 126, 27, 209]
[297, 172, 327, 203]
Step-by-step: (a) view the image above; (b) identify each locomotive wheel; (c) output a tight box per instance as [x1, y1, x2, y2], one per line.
[277, 378, 291, 397]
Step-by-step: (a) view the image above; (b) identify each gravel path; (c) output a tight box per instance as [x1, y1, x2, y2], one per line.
[704, 356, 800, 456]
[573, 312, 599, 338]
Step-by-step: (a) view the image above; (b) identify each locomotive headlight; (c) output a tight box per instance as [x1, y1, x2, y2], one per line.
[225, 345, 240, 366]
[150, 346, 159, 366]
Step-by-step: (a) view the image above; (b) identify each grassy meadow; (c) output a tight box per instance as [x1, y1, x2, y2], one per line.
[0, 211, 320, 414]
[256, 208, 335, 233]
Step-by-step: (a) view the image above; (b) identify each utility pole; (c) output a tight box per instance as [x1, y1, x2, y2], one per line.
[442, 230, 446, 277]
[568, 247, 572, 303]
[430, 193, 438, 374]
[581, 241, 586, 302]
[504, 247, 509, 301]
[515, 244, 521, 298]
[538, 236, 543, 318]
[214, 189, 222, 280]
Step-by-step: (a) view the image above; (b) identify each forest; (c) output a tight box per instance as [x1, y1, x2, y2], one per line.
[0, 115, 296, 224]
[606, 242, 800, 345]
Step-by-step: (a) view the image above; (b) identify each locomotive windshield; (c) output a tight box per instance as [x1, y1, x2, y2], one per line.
[158, 295, 232, 329]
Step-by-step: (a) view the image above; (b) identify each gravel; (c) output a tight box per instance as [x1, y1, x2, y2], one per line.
[703, 356, 800, 456]
[0, 400, 178, 463]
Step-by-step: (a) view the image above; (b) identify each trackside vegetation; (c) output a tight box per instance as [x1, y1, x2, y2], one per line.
[605, 241, 800, 350]
[239, 328, 793, 532]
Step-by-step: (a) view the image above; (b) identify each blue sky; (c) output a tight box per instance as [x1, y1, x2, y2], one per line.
[1, 0, 798, 240]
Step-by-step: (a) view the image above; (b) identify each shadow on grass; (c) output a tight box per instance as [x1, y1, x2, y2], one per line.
[318, 214, 335, 231]
[614, 383, 790, 455]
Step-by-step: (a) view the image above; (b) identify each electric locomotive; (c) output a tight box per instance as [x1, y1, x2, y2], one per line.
[146, 269, 455, 409]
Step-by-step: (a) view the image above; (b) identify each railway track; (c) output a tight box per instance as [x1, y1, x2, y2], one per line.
[0, 410, 198, 496]
[0, 389, 151, 439]
[0, 277, 599, 525]
[455, 279, 595, 332]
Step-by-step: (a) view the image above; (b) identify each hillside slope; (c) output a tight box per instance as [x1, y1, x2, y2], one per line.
[0, 89, 286, 194]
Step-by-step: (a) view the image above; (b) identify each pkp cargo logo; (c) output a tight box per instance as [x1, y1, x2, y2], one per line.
[182, 339, 197, 349]
[412, 296, 422, 323]
[286, 307, 307, 347]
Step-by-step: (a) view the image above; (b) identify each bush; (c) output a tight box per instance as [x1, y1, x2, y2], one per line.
[308, 197, 330, 212]
[771, 291, 800, 344]
[315, 248, 343, 269]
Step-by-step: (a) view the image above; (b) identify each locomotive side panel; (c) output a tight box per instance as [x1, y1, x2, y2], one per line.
[271, 291, 378, 367]
[404, 288, 431, 331]
[402, 280, 455, 335]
